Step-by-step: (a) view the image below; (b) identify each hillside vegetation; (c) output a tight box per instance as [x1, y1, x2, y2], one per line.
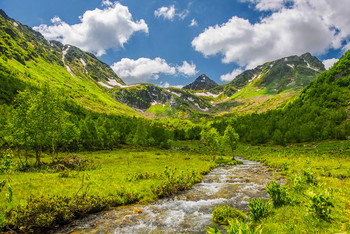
[212, 51, 350, 144]
[0, 10, 137, 116]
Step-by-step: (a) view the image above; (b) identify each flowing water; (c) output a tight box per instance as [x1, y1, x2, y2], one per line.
[55, 157, 280, 234]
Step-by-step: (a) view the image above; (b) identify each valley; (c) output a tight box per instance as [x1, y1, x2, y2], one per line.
[0, 4, 350, 234]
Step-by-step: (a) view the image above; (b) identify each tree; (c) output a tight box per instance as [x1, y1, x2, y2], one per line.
[132, 121, 148, 146]
[200, 127, 220, 161]
[8, 89, 33, 166]
[222, 125, 239, 160]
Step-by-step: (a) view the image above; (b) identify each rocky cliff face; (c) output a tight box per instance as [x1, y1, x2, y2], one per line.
[114, 84, 210, 112]
[183, 74, 218, 90]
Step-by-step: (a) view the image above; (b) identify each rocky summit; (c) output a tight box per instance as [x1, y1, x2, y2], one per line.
[183, 74, 218, 91]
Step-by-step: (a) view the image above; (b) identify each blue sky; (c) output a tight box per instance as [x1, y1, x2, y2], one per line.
[1, 0, 349, 86]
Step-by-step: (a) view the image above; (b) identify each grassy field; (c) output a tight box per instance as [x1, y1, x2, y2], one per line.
[234, 140, 350, 233]
[1, 140, 349, 233]
[0, 146, 217, 230]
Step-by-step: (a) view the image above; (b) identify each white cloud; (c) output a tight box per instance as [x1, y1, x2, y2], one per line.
[154, 5, 189, 21]
[101, 0, 113, 7]
[189, 18, 198, 27]
[177, 61, 198, 76]
[241, 0, 286, 11]
[323, 58, 339, 70]
[158, 82, 184, 89]
[192, 0, 349, 69]
[220, 68, 244, 82]
[34, 2, 148, 56]
[112, 58, 198, 84]
[154, 5, 176, 20]
[111, 57, 176, 84]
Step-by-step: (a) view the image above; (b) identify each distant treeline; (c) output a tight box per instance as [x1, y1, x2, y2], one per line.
[0, 83, 203, 164]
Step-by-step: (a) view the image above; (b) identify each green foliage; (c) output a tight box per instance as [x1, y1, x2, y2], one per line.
[0, 150, 15, 173]
[226, 219, 263, 234]
[214, 157, 243, 165]
[234, 141, 350, 233]
[5, 193, 137, 230]
[222, 125, 239, 158]
[248, 198, 271, 221]
[266, 180, 290, 208]
[204, 223, 221, 234]
[306, 190, 334, 222]
[212, 204, 247, 225]
[152, 166, 202, 198]
[205, 219, 262, 234]
[200, 126, 221, 160]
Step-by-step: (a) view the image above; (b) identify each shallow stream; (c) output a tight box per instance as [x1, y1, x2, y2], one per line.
[55, 157, 278, 233]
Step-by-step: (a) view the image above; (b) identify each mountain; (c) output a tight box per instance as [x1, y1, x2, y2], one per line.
[183, 74, 218, 90]
[226, 53, 325, 96]
[113, 84, 211, 117]
[207, 53, 326, 116]
[0, 10, 138, 116]
[228, 50, 350, 144]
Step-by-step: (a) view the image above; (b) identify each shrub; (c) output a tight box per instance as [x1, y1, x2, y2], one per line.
[266, 180, 290, 207]
[248, 198, 271, 221]
[303, 170, 318, 185]
[226, 219, 262, 234]
[215, 157, 243, 165]
[212, 204, 247, 225]
[306, 190, 334, 222]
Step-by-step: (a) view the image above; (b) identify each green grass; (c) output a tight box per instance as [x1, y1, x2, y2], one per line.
[235, 140, 350, 233]
[146, 103, 171, 117]
[0, 146, 216, 230]
[0, 56, 140, 117]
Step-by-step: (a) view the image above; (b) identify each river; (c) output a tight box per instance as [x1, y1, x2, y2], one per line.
[55, 157, 279, 233]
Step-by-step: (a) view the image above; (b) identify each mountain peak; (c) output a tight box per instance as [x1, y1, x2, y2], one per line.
[183, 74, 218, 90]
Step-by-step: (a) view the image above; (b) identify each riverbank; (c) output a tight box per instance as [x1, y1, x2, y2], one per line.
[0, 146, 218, 231]
[53, 157, 275, 233]
[235, 140, 350, 233]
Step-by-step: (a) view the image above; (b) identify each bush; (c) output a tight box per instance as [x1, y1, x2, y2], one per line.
[212, 204, 247, 225]
[266, 180, 290, 207]
[205, 219, 262, 234]
[306, 190, 334, 221]
[215, 157, 243, 165]
[248, 198, 271, 221]
[5, 189, 138, 231]
[226, 219, 263, 234]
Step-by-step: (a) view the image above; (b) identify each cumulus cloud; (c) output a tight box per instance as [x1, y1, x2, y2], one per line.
[323, 58, 339, 70]
[192, 0, 350, 69]
[34, 2, 148, 56]
[241, 0, 286, 11]
[158, 81, 184, 89]
[112, 58, 198, 84]
[220, 68, 244, 82]
[189, 18, 198, 27]
[111, 57, 176, 84]
[154, 5, 176, 20]
[154, 5, 189, 21]
[177, 61, 198, 76]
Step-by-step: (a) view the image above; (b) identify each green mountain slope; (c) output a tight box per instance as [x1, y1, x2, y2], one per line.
[207, 53, 325, 116]
[0, 10, 139, 116]
[214, 50, 350, 144]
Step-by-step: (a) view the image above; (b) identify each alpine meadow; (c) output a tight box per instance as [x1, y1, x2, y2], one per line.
[0, 1, 349, 233]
